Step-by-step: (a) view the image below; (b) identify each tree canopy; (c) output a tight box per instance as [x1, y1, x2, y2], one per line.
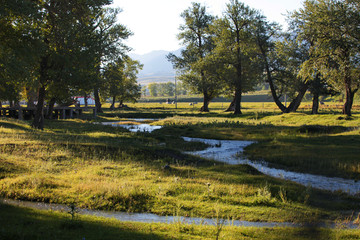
[0, 0, 135, 128]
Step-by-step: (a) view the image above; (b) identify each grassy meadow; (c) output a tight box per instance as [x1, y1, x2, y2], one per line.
[0, 101, 360, 239]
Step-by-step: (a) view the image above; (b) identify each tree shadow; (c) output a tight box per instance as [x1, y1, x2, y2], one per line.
[0, 120, 33, 132]
[0, 203, 168, 240]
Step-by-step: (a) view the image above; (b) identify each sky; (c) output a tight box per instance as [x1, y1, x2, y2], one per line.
[111, 0, 304, 55]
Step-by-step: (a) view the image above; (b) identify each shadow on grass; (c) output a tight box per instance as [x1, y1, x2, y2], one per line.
[204, 164, 360, 215]
[0, 120, 33, 132]
[1, 117, 360, 226]
[0, 203, 168, 240]
[245, 133, 360, 180]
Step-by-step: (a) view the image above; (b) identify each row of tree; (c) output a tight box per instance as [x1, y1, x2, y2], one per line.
[1, 0, 142, 129]
[168, 0, 359, 115]
[145, 82, 188, 97]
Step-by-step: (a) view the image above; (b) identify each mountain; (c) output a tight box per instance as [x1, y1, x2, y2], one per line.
[129, 49, 182, 85]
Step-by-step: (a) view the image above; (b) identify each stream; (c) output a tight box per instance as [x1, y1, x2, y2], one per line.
[2, 198, 354, 229]
[2, 122, 359, 229]
[101, 119, 161, 133]
[102, 121, 360, 195]
[183, 137, 360, 196]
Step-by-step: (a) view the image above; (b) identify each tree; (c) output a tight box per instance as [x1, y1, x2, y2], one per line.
[11, 1, 132, 129]
[167, 2, 217, 112]
[0, 0, 40, 106]
[84, 7, 131, 114]
[308, 75, 338, 114]
[295, 0, 360, 116]
[26, 0, 122, 129]
[103, 56, 142, 109]
[148, 83, 159, 97]
[212, 0, 260, 114]
[254, 14, 312, 113]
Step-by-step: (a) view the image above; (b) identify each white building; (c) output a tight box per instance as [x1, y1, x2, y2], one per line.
[74, 96, 95, 106]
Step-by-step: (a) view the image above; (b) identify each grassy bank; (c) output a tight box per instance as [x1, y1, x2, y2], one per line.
[1, 202, 360, 240]
[0, 106, 360, 238]
[153, 112, 360, 180]
[0, 116, 359, 222]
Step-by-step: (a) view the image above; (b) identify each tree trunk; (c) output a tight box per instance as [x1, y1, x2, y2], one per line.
[311, 93, 319, 114]
[263, 51, 309, 114]
[94, 88, 102, 113]
[267, 76, 287, 113]
[26, 87, 36, 108]
[285, 82, 310, 113]
[234, 33, 243, 115]
[14, 101, 23, 120]
[258, 43, 287, 113]
[200, 90, 211, 112]
[84, 93, 88, 110]
[110, 96, 116, 110]
[225, 97, 235, 112]
[118, 100, 124, 108]
[32, 85, 46, 129]
[32, 56, 48, 129]
[342, 86, 356, 116]
[234, 87, 242, 115]
[46, 97, 56, 119]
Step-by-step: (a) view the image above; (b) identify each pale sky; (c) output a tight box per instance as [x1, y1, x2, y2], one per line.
[111, 0, 304, 55]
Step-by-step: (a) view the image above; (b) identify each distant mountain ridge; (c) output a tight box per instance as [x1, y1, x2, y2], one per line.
[130, 49, 182, 85]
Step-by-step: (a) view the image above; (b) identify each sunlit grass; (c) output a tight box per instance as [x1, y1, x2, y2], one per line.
[0, 108, 359, 230]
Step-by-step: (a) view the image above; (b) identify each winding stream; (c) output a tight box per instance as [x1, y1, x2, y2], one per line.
[1, 199, 350, 229]
[183, 137, 360, 195]
[101, 121, 360, 195]
[2, 122, 359, 228]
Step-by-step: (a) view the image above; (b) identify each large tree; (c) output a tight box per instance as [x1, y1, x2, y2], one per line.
[88, 7, 131, 114]
[13, 1, 131, 129]
[254, 14, 313, 113]
[213, 0, 260, 114]
[295, 0, 360, 116]
[28, 0, 119, 129]
[167, 2, 217, 112]
[0, 0, 40, 106]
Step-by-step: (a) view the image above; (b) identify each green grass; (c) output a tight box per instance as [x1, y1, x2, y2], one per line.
[152, 112, 360, 179]
[0, 104, 360, 238]
[1, 202, 360, 240]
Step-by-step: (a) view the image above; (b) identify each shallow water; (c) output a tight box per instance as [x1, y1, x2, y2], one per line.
[183, 137, 360, 195]
[99, 120, 360, 195]
[101, 119, 162, 133]
[1, 198, 339, 228]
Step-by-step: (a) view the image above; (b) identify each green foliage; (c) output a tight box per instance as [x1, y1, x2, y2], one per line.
[168, 3, 219, 111]
[0, 0, 40, 102]
[294, 0, 360, 115]
[0, 0, 132, 128]
[102, 56, 142, 106]
[147, 82, 176, 97]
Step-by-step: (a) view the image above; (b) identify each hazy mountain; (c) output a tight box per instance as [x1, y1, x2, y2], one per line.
[130, 49, 182, 85]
